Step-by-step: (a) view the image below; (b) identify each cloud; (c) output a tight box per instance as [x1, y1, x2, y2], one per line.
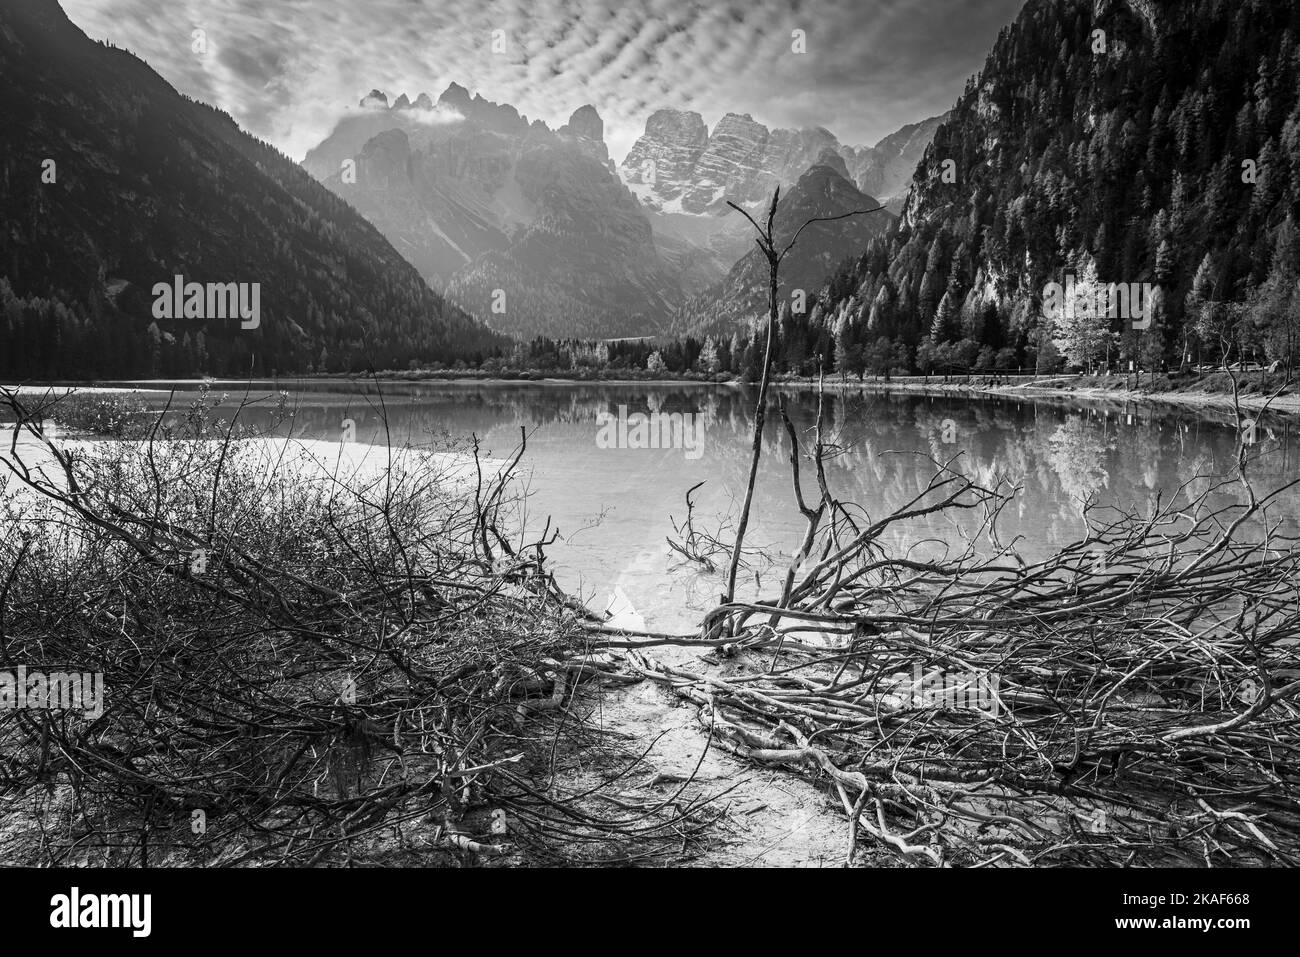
[408, 106, 466, 126]
[61, 0, 1026, 162]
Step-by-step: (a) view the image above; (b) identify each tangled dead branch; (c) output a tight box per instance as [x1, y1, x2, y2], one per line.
[7, 379, 1298, 868]
[613, 383, 1300, 866]
[0, 387, 717, 866]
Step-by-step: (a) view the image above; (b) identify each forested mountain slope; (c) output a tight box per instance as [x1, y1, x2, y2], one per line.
[0, 0, 502, 378]
[806, 0, 1300, 377]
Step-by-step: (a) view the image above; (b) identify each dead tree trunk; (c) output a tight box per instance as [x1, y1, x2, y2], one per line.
[720, 190, 887, 622]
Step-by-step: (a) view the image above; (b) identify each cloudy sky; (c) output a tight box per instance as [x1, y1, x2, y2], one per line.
[63, 0, 1027, 162]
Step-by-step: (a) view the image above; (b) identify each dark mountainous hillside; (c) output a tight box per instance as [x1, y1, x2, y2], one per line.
[813, 0, 1300, 376]
[0, 0, 502, 378]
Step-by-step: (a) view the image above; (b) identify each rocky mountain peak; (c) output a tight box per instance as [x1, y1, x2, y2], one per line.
[620, 100, 944, 216]
[558, 104, 610, 165]
[716, 112, 754, 127]
[621, 109, 709, 190]
[621, 108, 867, 215]
[562, 105, 603, 141]
[786, 163, 872, 213]
[813, 147, 851, 180]
[438, 82, 472, 110]
[359, 89, 389, 110]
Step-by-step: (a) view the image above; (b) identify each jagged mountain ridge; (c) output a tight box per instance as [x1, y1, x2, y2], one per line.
[303, 87, 678, 339]
[620, 108, 948, 215]
[842, 113, 951, 213]
[301, 87, 945, 336]
[0, 0, 500, 378]
[619, 106, 945, 303]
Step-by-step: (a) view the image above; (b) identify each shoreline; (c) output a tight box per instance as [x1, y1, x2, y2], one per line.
[830, 377, 1300, 416]
[7, 373, 1297, 416]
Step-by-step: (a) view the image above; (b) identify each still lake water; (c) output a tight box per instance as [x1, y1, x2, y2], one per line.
[81, 380, 1300, 632]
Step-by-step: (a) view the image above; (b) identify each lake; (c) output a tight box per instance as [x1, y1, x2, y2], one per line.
[35, 379, 1300, 633]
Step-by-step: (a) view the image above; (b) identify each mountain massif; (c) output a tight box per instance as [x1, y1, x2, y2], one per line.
[0, 0, 500, 378]
[302, 88, 681, 340]
[618, 108, 943, 304]
[795, 0, 1300, 378]
[620, 108, 945, 215]
[18, 0, 1277, 382]
[301, 89, 945, 340]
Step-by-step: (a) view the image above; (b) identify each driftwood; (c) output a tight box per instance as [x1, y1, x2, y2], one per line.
[640, 376, 1300, 866]
[7, 374, 1299, 867]
[721, 190, 888, 616]
[0, 386, 718, 866]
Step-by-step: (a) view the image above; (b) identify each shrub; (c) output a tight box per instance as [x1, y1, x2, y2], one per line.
[52, 391, 152, 438]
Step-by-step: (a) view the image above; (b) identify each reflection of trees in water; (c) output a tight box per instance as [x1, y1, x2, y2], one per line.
[1180, 451, 1219, 507]
[169, 384, 739, 441]
[143, 384, 1300, 553]
[1046, 415, 1115, 512]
